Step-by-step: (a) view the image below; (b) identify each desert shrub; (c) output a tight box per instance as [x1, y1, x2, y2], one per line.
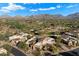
[2, 44, 12, 55]
[32, 49, 41, 56]
[6, 20, 26, 30]
[47, 31, 56, 36]
[51, 45, 59, 55]
[16, 42, 28, 51]
[55, 36, 62, 46]
[0, 33, 10, 41]
[0, 31, 13, 41]
[0, 53, 8, 56]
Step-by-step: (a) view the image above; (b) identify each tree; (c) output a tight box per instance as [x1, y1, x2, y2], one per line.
[55, 36, 62, 47]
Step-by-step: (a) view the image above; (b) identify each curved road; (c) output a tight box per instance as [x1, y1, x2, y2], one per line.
[1, 41, 79, 56]
[0, 41, 31, 56]
[6, 45, 79, 56]
[60, 48, 79, 56]
[11, 46, 27, 56]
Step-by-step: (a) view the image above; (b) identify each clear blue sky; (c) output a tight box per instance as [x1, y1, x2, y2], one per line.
[0, 3, 79, 16]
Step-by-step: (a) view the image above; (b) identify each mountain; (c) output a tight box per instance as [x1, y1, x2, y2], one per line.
[24, 13, 79, 20]
[67, 13, 79, 20]
[0, 12, 79, 20]
[26, 14, 65, 21]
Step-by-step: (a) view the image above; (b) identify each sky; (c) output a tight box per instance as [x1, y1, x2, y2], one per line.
[0, 3, 79, 16]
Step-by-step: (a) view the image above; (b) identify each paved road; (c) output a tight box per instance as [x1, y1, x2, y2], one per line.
[0, 41, 27, 56]
[11, 46, 27, 56]
[60, 44, 69, 51]
[1, 40, 79, 56]
[60, 48, 79, 56]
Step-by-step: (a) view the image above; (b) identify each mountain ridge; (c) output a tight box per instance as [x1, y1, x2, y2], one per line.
[0, 12, 79, 20]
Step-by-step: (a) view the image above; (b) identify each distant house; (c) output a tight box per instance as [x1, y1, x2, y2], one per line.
[77, 32, 79, 38]
[65, 32, 77, 38]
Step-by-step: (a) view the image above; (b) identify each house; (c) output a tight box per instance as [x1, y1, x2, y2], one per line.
[9, 32, 31, 45]
[33, 42, 43, 50]
[42, 37, 56, 46]
[0, 48, 8, 55]
[65, 32, 76, 37]
[68, 40, 73, 47]
[26, 36, 36, 45]
[26, 35, 41, 49]
[77, 32, 79, 38]
[33, 37, 56, 51]
[61, 33, 79, 47]
[73, 40, 78, 47]
[77, 39, 79, 45]
[26, 36, 36, 49]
